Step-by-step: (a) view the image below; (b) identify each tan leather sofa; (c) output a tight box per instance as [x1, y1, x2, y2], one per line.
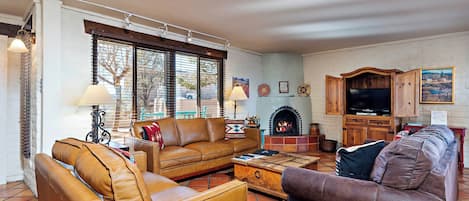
[35, 138, 248, 201]
[130, 117, 260, 180]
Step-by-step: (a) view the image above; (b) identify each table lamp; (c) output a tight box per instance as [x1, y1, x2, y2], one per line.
[78, 85, 113, 144]
[229, 86, 248, 119]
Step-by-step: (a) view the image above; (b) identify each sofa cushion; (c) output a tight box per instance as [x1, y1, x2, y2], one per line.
[335, 140, 385, 180]
[160, 146, 202, 168]
[74, 144, 151, 201]
[206, 117, 226, 142]
[142, 122, 165, 150]
[184, 142, 234, 161]
[150, 186, 199, 201]
[141, 172, 179, 194]
[371, 125, 454, 190]
[155, 118, 180, 146]
[52, 138, 89, 166]
[222, 138, 258, 153]
[176, 118, 210, 146]
[225, 120, 246, 139]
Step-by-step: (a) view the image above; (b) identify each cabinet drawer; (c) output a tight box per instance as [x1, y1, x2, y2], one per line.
[345, 117, 367, 125]
[234, 165, 282, 192]
[368, 119, 391, 127]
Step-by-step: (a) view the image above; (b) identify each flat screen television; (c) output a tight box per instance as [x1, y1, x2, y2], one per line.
[347, 88, 390, 115]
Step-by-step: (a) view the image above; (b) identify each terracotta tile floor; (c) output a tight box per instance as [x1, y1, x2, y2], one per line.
[2, 151, 469, 201]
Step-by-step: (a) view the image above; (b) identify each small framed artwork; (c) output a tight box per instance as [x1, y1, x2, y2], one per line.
[279, 81, 289, 93]
[420, 66, 455, 104]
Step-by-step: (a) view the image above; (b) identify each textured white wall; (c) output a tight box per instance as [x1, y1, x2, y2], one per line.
[6, 38, 22, 182]
[225, 48, 263, 119]
[303, 32, 469, 166]
[34, 7, 265, 154]
[0, 35, 7, 184]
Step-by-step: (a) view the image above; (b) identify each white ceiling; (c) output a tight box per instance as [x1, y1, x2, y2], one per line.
[4, 0, 469, 53]
[0, 0, 32, 18]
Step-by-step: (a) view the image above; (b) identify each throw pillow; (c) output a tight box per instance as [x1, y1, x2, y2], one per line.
[225, 119, 246, 139]
[336, 140, 385, 180]
[142, 122, 165, 150]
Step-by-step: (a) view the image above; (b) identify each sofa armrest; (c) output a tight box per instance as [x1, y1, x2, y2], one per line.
[282, 167, 381, 201]
[125, 136, 160, 174]
[244, 128, 260, 149]
[133, 151, 147, 172]
[183, 180, 247, 201]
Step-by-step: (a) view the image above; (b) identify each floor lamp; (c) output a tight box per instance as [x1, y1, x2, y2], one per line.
[78, 85, 113, 144]
[229, 86, 248, 119]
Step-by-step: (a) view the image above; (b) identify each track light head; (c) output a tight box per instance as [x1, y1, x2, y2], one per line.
[160, 24, 168, 37]
[124, 13, 132, 29]
[186, 30, 192, 43]
[225, 40, 231, 49]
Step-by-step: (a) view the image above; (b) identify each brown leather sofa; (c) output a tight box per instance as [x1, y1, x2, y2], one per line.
[282, 125, 458, 201]
[35, 138, 248, 201]
[129, 117, 260, 180]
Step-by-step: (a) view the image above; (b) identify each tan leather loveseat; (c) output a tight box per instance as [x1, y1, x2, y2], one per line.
[35, 138, 248, 201]
[129, 117, 260, 180]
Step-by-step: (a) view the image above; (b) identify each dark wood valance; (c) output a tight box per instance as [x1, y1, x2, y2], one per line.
[0, 22, 21, 37]
[84, 20, 227, 59]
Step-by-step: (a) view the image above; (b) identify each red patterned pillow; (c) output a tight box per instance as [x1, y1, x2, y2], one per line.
[142, 122, 165, 150]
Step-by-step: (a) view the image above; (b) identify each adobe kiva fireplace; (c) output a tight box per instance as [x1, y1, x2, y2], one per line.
[270, 106, 301, 136]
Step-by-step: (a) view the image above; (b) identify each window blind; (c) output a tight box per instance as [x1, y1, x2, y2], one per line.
[20, 34, 32, 158]
[96, 39, 134, 132]
[136, 48, 170, 120]
[175, 53, 198, 119]
[200, 58, 221, 118]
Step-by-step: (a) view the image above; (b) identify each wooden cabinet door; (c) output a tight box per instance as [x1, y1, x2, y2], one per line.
[343, 126, 367, 146]
[325, 75, 343, 115]
[395, 69, 419, 117]
[367, 127, 389, 141]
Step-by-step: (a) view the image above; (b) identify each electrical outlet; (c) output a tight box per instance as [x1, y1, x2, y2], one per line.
[466, 79, 469, 89]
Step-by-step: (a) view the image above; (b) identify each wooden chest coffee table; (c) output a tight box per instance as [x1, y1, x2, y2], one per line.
[232, 153, 320, 199]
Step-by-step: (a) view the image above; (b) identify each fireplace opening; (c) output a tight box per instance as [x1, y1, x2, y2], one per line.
[270, 106, 301, 136]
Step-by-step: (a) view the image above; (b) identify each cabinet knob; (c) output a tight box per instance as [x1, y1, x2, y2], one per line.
[408, 102, 411, 105]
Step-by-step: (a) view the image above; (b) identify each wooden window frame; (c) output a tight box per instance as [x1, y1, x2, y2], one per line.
[88, 20, 226, 119]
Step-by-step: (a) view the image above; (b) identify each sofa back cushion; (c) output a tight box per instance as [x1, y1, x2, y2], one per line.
[206, 117, 226, 142]
[74, 143, 151, 201]
[371, 125, 454, 190]
[52, 138, 89, 166]
[177, 118, 210, 146]
[133, 118, 180, 146]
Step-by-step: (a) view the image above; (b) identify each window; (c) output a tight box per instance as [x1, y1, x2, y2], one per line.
[93, 37, 224, 134]
[200, 58, 220, 118]
[96, 40, 134, 132]
[136, 48, 169, 120]
[175, 53, 198, 118]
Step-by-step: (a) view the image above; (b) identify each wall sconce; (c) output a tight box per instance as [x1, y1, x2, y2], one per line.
[8, 29, 35, 53]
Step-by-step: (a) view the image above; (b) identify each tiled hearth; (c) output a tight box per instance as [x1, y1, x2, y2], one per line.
[264, 135, 318, 152]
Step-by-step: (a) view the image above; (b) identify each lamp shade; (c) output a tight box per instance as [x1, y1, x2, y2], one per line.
[78, 85, 113, 106]
[229, 86, 248, 101]
[8, 38, 28, 53]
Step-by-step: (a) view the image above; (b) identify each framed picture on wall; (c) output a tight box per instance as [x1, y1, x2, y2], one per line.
[279, 81, 289, 93]
[232, 77, 250, 98]
[420, 66, 455, 104]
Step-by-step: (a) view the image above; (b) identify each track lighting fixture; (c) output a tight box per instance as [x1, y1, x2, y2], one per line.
[186, 30, 192, 43]
[124, 13, 132, 29]
[160, 23, 168, 37]
[76, 0, 230, 48]
[225, 40, 231, 49]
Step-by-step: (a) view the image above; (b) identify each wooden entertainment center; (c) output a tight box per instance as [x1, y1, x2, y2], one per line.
[326, 67, 419, 146]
